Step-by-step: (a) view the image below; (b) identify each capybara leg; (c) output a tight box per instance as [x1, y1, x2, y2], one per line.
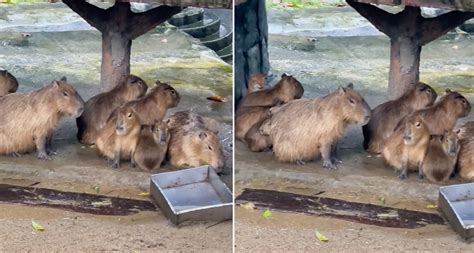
[331, 142, 342, 164]
[46, 134, 57, 156]
[9, 152, 21, 157]
[321, 144, 337, 170]
[112, 152, 120, 169]
[418, 168, 424, 179]
[296, 160, 306, 166]
[130, 155, 136, 168]
[398, 163, 408, 180]
[35, 136, 52, 160]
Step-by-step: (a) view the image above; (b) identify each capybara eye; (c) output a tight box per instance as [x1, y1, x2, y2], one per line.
[348, 98, 355, 104]
[415, 122, 421, 128]
[63, 92, 69, 97]
[127, 113, 132, 118]
[208, 145, 213, 151]
[170, 90, 175, 95]
[461, 99, 466, 104]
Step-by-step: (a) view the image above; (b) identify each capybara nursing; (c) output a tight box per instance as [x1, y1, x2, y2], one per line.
[262, 83, 371, 169]
[126, 81, 180, 125]
[244, 118, 272, 152]
[420, 131, 460, 183]
[413, 89, 471, 135]
[239, 73, 304, 107]
[96, 105, 141, 168]
[134, 121, 170, 171]
[247, 73, 265, 94]
[457, 121, 474, 180]
[0, 77, 84, 159]
[382, 114, 430, 179]
[167, 111, 224, 171]
[363, 82, 436, 154]
[0, 69, 19, 97]
[77, 74, 148, 145]
[235, 105, 273, 141]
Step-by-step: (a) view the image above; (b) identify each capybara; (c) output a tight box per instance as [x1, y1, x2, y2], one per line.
[96, 105, 141, 169]
[244, 118, 272, 152]
[457, 121, 474, 180]
[167, 111, 224, 171]
[134, 121, 170, 171]
[126, 81, 180, 125]
[0, 77, 84, 159]
[247, 73, 265, 94]
[363, 82, 436, 154]
[382, 114, 430, 179]
[262, 83, 371, 169]
[0, 69, 18, 97]
[235, 105, 273, 141]
[77, 74, 147, 145]
[420, 131, 460, 183]
[239, 73, 304, 108]
[413, 89, 471, 135]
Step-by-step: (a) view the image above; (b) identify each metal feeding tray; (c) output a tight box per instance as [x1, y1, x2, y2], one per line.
[439, 183, 474, 240]
[150, 166, 232, 225]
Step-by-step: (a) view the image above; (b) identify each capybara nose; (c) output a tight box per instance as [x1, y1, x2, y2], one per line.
[116, 126, 124, 132]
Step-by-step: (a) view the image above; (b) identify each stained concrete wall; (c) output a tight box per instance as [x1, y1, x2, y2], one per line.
[234, 0, 270, 106]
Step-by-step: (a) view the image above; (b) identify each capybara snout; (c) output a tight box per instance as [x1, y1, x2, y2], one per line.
[54, 77, 85, 118]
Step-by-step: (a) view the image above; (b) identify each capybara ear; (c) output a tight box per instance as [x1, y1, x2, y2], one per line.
[346, 83, 354, 89]
[52, 80, 60, 87]
[60, 76, 67, 82]
[199, 132, 208, 140]
[155, 80, 161, 87]
[445, 88, 452, 94]
[281, 73, 287, 78]
[338, 86, 346, 95]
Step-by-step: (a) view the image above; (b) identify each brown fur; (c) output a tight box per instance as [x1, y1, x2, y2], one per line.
[126, 81, 180, 125]
[239, 73, 304, 108]
[235, 105, 273, 141]
[96, 105, 141, 168]
[421, 131, 460, 183]
[456, 121, 474, 141]
[134, 121, 170, 171]
[244, 118, 272, 152]
[363, 82, 436, 154]
[167, 111, 224, 171]
[457, 121, 474, 180]
[382, 114, 430, 179]
[263, 84, 371, 169]
[0, 69, 19, 97]
[0, 77, 84, 159]
[413, 89, 471, 135]
[247, 73, 265, 94]
[76, 74, 148, 145]
[167, 111, 219, 133]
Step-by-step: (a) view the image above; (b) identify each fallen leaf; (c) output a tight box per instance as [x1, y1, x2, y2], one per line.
[32, 220, 45, 231]
[379, 197, 385, 205]
[207, 96, 227, 102]
[93, 186, 100, 193]
[240, 202, 255, 210]
[315, 230, 328, 242]
[426, 204, 438, 209]
[138, 192, 150, 197]
[262, 209, 272, 219]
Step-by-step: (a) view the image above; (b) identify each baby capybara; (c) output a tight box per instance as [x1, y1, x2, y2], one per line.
[126, 81, 180, 125]
[244, 118, 272, 152]
[413, 89, 471, 135]
[235, 105, 273, 141]
[262, 83, 371, 169]
[239, 73, 304, 108]
[134, 121, 170, 171]
[0, 69, 19, 97]
[457, 121, 474, 181]
[167, 111, 224, 171]
[247, 73, 265, 94]
[77, 74, 147, 145]
[363, 82, 436, 154]
[0, 77, 84, 160]
[96, 105, 141, 169]
[420, 130, 460, 183]
[382, 114, 430, 179]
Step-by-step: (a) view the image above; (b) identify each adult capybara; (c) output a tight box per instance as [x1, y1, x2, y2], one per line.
[77, 74, 147, 145]
[0, 77, 84, 159]
[420, 130, 460, 183]
[96, 105, 141, 169]
[262, 83, 371, 169]
[382, 114, 430, 179]
[363, 82, 436, 154]
[167, 111, 224, 171]
[239, 73, 304, 108]
[247, 73, 265, 94]
[0, 69, 18, 97]
[134, 121, 170, 171]
[126, 81, 180, 125]
[413, 89, 471, 135]
[457, 121, 474, 180]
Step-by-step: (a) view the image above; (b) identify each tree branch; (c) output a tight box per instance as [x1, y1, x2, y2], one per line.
[421, 11, 474, 45]
[128, 6, 183, 40]
[62, 0, 107, 32]
[346, 0, 398, 38]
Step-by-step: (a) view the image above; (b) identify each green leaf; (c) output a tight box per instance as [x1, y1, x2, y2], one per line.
[31, 220, 44, 231]
[315, 230, 328, 242]
[262, 209, 272, 219]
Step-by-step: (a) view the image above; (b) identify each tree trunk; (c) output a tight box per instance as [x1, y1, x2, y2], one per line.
[388, 36, 421, 98]
[100, 31, 132, 91]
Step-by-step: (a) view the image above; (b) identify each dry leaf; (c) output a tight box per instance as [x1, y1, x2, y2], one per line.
[207, 96, 227, 103]
[138, 192, 150, 197]
[315, 230, 328, 242]
[240, 202, 255, 210]
[32, 220, 45, 231]
[262, 209, 272, 219]
[379, 197, 385, 205]
[426, 204, 438, 209]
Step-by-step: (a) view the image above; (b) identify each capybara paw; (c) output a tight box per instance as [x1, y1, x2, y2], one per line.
[37, 152, 52, 161]
[112, 162, 120, 169]
[9, 152, 21, 157]
[46, 148, 58, 156]
[331, 157, 343, 164]
[296, 160, 306, 166]
[418, 173, 424, 179]
[130, 161, 136, 168]
[398, 172, 407, 180]
[323, 160, 337, 170]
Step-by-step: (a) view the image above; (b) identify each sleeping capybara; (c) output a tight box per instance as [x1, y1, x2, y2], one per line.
[457, 121, 474, 180]
[95, 105, 141, 169]
[134, 121, 170, 171]
[0, 69, 19, 97]
[0, 77, 84, 159]
[420, 130, 460, 183]
[167, 111, 224, 171]
[247, 73, 266, 94]
[262, 83, 371, 169]
[382, 114, 430, 179]
[77, 74, 147, 145]
[413, 89, 471, 135]
[126, 81, 180, 125]
[239, 73, 304, 108]
[363, 82, 436, 154]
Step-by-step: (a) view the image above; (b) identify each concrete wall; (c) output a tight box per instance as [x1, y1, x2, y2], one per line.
[234, 0, 270, 106]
